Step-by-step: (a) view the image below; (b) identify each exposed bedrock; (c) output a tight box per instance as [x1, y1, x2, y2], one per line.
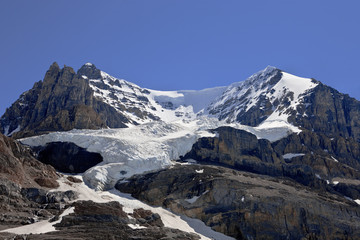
[116, 165, 360, 240]
[184, 126, 360, 190]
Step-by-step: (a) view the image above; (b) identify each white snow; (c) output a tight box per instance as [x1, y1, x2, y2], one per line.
[185, 195, 201, 204]
[128, 224, 147, 229]
[331, 156, 339, 162]
[3, 125, 9, 136]
[185, 190, 209, 204]
[196, 169, 204, 173]
[21, 121, 201, 190]
[86, 69, 227, 125]
[283, 153, 305, 159]
[5, 125, 21, 137]
[256, 72, 318, 132]
[1, 207, 74, 235]
[355, 199, 360, 205]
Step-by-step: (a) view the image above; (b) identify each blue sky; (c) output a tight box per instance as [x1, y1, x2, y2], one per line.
[1, 0, 360, 115]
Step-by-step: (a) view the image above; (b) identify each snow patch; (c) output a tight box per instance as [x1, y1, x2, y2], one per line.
[331, 156, 339, 162]
[196, 169, 204, 174]
[3, 125, 9, 136]
[185, 190, 209, 204]
[5, 125, 21, 137]
[185, 195, 201, 204]
[1, 207, 74, 234]
[128, 223, 147, 229]
[283, 153, 305, 159]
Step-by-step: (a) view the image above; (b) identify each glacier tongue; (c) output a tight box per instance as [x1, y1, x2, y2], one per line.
[20, 119, 218, 190]
[20, 117, 300, 190]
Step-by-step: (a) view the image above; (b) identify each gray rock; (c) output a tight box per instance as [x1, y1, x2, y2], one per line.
[116, 165, 360, 240]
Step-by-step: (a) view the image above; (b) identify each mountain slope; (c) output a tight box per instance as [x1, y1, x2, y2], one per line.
[208, 66, 318, 128]
[0, 63, 130, 138]
[3, 62, 359, 143]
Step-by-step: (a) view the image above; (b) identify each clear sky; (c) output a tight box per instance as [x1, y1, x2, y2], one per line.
[1, 0, 359, 116]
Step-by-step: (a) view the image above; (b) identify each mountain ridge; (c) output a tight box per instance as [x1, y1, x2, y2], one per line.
[0, 62, 348, 139]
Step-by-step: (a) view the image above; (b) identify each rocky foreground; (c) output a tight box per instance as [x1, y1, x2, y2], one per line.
[116, 164, 360, 240]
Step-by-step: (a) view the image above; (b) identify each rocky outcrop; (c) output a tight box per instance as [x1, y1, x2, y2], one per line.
[0, 133, 58, 189]
[0, 63, 130, 138]
[0, 133, 65, 229]
[291, 83, 360, 142]
[5, 201, 200, 240]
[116, 164, 360, 240]
[33, 142, 103, 173]
[185, 126, 360, 188]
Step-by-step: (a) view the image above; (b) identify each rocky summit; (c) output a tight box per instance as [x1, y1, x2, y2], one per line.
[1, 62, 360, 239]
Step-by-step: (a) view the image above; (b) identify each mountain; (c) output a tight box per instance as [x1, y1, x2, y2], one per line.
[1, 62, 360, 239]
[2, 62, 360, 143]
[0, 62, 226, 138]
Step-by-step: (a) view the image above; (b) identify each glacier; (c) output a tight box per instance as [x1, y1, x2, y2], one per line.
[20, 65, 320, 190]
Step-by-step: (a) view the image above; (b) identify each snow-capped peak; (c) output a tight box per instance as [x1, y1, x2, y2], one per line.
[207, 66, 318, 130]
[228, 65, 278, 90]
[85, 62, 94, 67]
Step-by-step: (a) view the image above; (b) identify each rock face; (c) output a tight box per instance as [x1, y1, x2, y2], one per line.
[116, 165, 360, 240]
[185, 126, 360, 189]
[0, 132, 63, 229]
[0, 133, 58, 189]
[292, 83, 360, 142]
[34, 142, 103, 173]
[0, 63, 130, 138]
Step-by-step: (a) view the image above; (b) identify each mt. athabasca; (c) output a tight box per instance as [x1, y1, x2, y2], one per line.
[0, 63, 320, 190]
[0, 63, 327, 189]
[2, 62, 360, 239]
[1, 63, 321, 139]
